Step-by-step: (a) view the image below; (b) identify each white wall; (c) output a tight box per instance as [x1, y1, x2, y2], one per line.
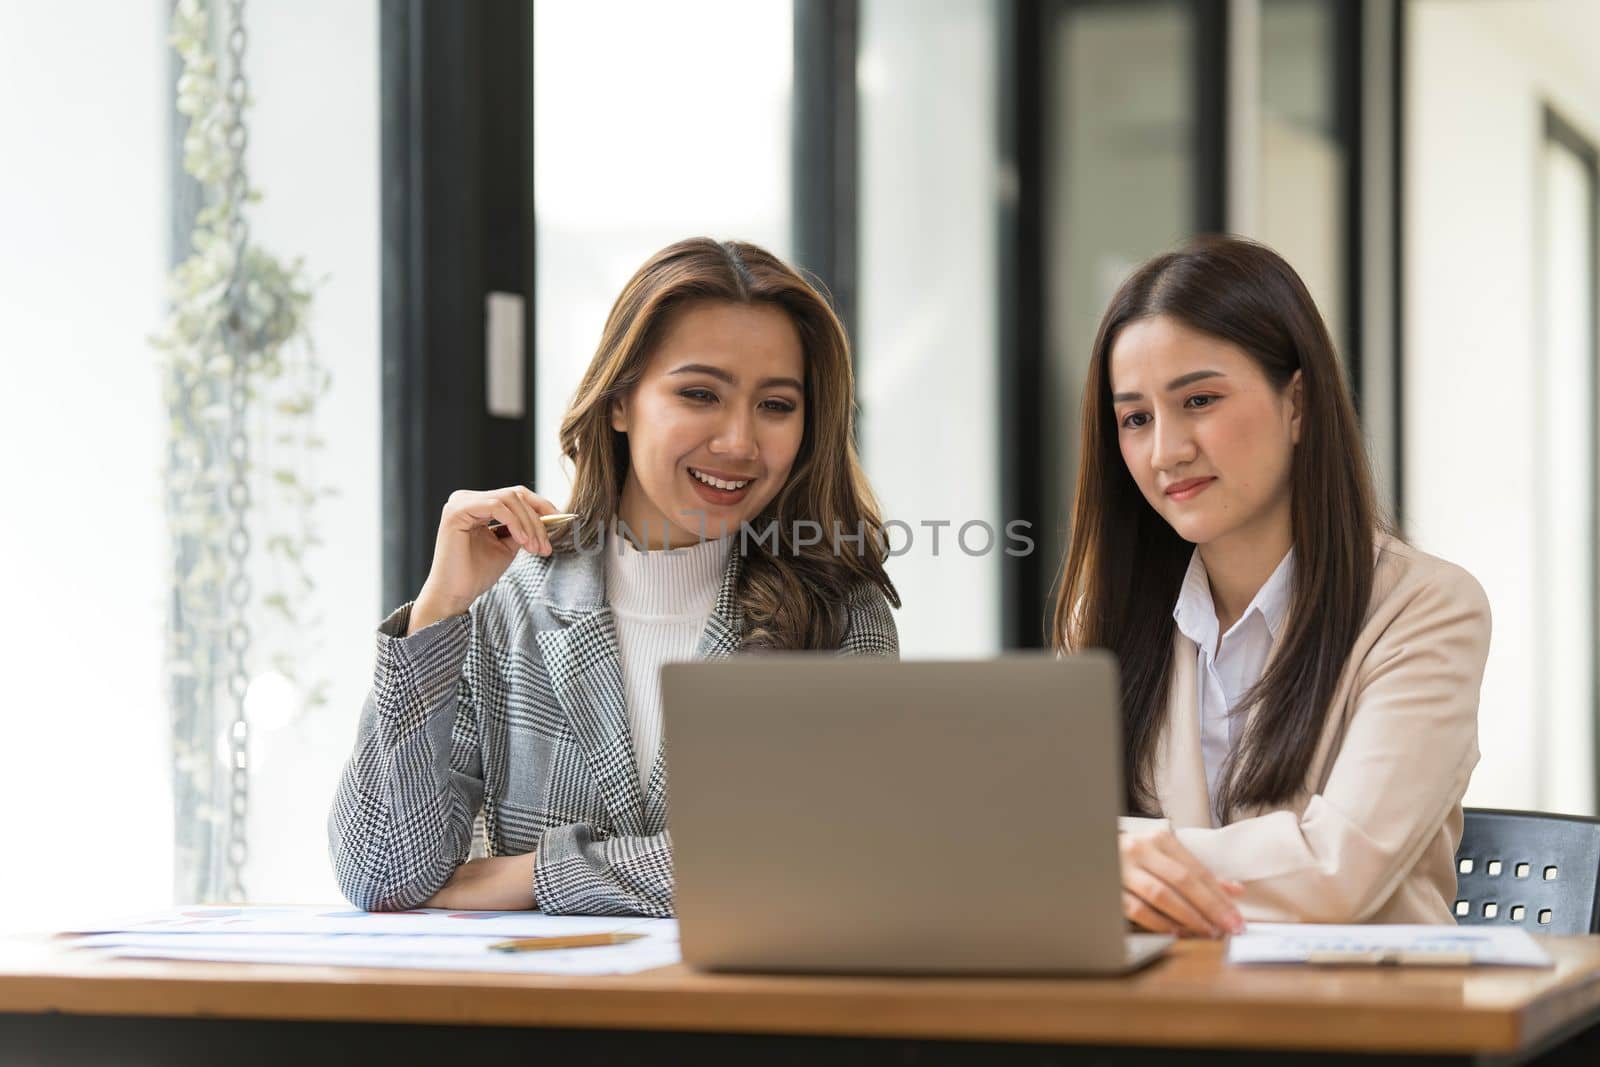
[858, 0, 1000, 657]
[1406, 0, 1600, 813]
[0, 2, 172, 931]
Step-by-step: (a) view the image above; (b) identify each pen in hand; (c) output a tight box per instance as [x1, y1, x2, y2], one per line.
[487, 513, 576, 540]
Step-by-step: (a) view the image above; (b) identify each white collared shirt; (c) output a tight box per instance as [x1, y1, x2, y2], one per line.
[1171, 547, 1295, 824]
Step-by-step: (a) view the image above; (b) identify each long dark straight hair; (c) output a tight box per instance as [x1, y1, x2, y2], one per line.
[1052, 235, 1388, 822]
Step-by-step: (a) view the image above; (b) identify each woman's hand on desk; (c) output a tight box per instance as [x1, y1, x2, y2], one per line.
[409, 487, 562, 635]
[423, 853, 538, 911]
[1119, 829, 1245, 938]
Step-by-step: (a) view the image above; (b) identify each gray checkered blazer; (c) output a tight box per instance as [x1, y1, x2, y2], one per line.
[328, 539, 898, 916]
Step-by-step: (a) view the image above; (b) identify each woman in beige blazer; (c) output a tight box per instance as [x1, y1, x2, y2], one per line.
[1054, 235, 1491, 935]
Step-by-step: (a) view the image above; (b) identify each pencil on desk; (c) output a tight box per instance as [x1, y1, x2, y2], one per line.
[488, 931, 646, 953]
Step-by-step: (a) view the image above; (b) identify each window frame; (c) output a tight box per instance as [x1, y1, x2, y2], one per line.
[1541, 103, 1600, 812]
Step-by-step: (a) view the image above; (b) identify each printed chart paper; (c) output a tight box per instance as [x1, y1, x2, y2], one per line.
[58, 905, 681, 975]
[1227, 923, 1552, 967]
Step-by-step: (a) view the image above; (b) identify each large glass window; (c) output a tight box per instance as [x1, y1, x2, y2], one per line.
[858, 0, 1001, 657]
[237, 0, 382, 905]
[0, 0, 382, 925]
[533, 0, 794, 500]
[1042, 0, 1206, 603]
[1259, 0, 1348, 361]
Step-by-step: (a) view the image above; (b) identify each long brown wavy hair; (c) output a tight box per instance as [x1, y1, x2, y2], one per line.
[1052, 235, 1389, 822]
[552, 237, 899, 648]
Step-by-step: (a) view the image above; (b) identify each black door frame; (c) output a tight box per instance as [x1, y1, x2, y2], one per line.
[379, 0, 536, 612]
[793, 0, 860, 348]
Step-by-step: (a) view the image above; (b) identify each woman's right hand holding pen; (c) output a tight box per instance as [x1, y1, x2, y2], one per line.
[407, 487, 561, 636]
[1119, 828, 1246, 938]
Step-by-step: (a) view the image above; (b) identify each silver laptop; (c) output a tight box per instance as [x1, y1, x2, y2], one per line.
[661, 653, 1173, 975]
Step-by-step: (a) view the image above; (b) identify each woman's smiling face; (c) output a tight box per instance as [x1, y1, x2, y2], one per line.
[611, 299, 806, 546]
[1109, 314, 1301, 549]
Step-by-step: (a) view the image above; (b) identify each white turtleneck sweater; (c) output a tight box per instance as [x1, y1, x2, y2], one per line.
[604, 531, 731, 789]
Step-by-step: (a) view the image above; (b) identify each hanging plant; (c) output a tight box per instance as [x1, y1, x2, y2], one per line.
[152, 0, 334, 901]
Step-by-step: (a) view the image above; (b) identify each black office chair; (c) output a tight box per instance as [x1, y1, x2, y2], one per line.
[1453, 807, 1600, 934]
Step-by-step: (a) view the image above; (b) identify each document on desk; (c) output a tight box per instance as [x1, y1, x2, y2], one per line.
[1227, 923, 1552, 967]
[58, 907, 681, 975]
[64, 904, 658, 938]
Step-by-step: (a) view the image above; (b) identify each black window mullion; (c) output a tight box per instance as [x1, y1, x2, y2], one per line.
[380, 0, 534, 614]
[999, 0, 1047, 650]
[1194, 0, 1229, 235]
[1334, 0, 1365, 408]
[792, 0, 860, 347]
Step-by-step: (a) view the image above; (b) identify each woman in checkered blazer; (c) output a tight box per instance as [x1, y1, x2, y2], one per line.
[330, 238, 900, 916]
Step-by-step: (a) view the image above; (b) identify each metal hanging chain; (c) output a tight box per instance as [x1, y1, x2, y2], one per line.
[220, 0, 253, 904]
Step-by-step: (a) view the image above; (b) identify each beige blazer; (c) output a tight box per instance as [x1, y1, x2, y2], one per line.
[1119, 535, 1492, 924]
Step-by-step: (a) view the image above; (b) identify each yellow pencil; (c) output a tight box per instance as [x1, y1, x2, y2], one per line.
[488, 931, 646, 953]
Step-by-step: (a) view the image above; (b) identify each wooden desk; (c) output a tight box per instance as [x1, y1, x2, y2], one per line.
[3, 934, 1600, 1065]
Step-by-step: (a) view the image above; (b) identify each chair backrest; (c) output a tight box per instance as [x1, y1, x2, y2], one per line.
[1454, 807, 1600, 935]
